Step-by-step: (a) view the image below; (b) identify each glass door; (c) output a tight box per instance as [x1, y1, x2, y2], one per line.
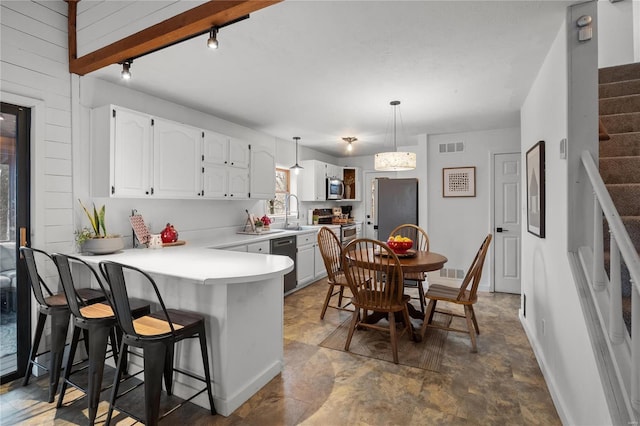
[1, 102, 31, 383]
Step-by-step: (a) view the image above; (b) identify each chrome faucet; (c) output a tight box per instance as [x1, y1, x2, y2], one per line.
[284, 193, 300, 230]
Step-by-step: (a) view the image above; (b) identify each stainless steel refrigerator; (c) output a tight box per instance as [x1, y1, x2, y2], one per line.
[373, 178, 419, 241]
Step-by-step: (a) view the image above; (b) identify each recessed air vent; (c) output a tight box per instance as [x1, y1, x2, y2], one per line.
[438, 142, 464, 153]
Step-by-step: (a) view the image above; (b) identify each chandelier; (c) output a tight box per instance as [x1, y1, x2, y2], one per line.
[374, 101, 416, 171]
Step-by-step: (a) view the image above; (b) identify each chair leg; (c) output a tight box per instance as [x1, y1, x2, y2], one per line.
[23, 312, 47, 386]
[320, 283, 335, 319]
[344, 309, 360, 351]
[198, 328, 217, 415]
[389, 312, 398, 364]
[57, 326, 82, 408]
[143, 342, 167, 426]
[163, 343, 175, 395]
[337, 286, 345, 307]
[48, 310, 70, 403]
[464, 305, 478, 353]
[401, 307, 415, 342]
[87, 324, 111, 425]
[469, 305, 480, 335]
[420, 299, 436, 339]
[105, 341, 127, 426]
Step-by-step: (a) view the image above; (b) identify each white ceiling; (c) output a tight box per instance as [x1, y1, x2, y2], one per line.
[88, 1, 571, 157]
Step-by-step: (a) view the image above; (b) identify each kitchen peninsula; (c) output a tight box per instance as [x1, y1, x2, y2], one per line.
[78, 242, 294, 416]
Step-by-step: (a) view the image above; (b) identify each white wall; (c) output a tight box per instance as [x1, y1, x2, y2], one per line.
[1, 1, 72, 253]
[520, 9, 611, 425]
[597, 0, 637, 67]
[427, 128, 520, 291]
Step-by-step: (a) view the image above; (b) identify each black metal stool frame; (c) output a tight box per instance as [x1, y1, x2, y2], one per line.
[99, 260, 216, 425]
[20, 247, 104, 403]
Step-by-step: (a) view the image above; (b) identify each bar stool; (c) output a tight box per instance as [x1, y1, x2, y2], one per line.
[52, 253, 151, 425]
[20, 247, 105, 403]
[99, 260, 216, 425]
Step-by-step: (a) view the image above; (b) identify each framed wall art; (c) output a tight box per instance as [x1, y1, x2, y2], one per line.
[526, 140, 545, 238]
[442, 166, 476, 197]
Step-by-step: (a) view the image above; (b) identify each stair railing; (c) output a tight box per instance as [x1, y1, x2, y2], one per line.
[581, 150, 639, 420]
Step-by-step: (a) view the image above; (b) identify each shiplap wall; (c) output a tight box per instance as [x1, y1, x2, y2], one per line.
[1, 1, 74, 253]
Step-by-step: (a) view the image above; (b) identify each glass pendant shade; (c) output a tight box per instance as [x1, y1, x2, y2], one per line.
[374, 151, 417, 171]
[374, 100, 416, 171]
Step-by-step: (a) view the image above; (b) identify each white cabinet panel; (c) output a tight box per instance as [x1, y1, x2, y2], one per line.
[229, 138, 250, 168]
[296, 244, 315, 286]
[153, 118, 201, 198]
[247, 241, 269, 254]
[202, 164, 228, 198]
[228, 168, 249, 199]
[249, 145, 276, 200]
[202, 131, 250, 199]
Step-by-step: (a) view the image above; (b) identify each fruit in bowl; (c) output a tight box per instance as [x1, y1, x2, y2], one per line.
[387, 235, 413, 254]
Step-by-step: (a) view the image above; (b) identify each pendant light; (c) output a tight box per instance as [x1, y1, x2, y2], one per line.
[374, 100, 416, 171]
[343, 137, 357, 153]
[290, 136, 304, 175]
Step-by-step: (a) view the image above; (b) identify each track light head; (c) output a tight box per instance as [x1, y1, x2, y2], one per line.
[207, 27, 219, 49]
[121, 60, 132, 80]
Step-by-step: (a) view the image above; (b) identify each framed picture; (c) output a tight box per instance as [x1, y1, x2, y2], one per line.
[443, 166, 476, 197]
[526, 140, 545, 238]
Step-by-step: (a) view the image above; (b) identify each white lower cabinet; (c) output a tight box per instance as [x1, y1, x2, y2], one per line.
[296, 232, 316, 287]
[247, 241, 269, 254]
[314, 244, 327, 279]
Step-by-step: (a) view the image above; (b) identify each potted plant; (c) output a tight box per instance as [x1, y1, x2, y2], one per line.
[260, 215, 271, 231]
[75, 199, 124, 254]
[254, 219, 264, 234]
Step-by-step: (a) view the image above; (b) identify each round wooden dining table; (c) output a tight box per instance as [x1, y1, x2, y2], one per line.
[345, 248, 448, 340]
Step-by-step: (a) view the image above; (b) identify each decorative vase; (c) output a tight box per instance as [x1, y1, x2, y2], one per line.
[81, 236, 124, 255]
[345, 185, 352, 199]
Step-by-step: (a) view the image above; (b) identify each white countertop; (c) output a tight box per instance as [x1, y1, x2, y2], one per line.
[78, 243, 294, 286]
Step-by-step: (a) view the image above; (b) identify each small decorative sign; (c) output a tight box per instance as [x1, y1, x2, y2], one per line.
[443, 166, 476, 197]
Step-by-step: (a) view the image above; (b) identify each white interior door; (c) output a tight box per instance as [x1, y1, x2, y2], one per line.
[494, 153, 522, 294]
[363, 171, 395, 240]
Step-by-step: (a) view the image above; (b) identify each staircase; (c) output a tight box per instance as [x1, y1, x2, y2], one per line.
[598, 62, 640, 334]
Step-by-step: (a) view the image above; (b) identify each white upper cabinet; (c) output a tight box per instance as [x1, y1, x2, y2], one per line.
[92, 105, 152, 197]
[326, 163, 342, 180]
[249, 144, 276, 199]
[300, 160, 328, 201]
[201, 131, 249, 199]
[91, 105, 272, 201]
[153, 118, 202, 198]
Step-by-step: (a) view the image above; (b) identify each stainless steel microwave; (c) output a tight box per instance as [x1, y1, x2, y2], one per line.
[326, 177, 344, 200]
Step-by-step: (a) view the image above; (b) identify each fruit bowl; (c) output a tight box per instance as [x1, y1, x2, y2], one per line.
[387, 239, 413, 254]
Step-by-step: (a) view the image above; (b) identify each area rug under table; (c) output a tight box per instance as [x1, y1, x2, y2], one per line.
[319, 312, 451, 371]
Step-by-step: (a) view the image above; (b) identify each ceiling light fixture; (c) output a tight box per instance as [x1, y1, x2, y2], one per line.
[290, 137, 304, 175]
[207, 27, 219, 49]
[374, 100, 416, 171]
[343, 137, 357, 153]
[121, 60, 132, 80]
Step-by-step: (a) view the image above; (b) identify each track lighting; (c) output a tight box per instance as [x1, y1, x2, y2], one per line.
[207, 27, 219, 49]
[343, 137, 357, 153]
[121, 60, 132, 80]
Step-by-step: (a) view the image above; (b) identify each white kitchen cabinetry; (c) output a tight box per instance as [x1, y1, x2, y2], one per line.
[326, 163, 342, 179]
[202, 131, 249, 199]
[296, 231, 316, 287]
[314, 243, 326, 278]
[300, 160, 327, 202]
[249, 145, 276, 199]
[92, 105, 153, 197]
[247, 241, 269, 254]
[153, 118, 202, 198]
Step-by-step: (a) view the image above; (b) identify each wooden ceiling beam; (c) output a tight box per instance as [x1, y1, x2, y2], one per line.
[67, 0, 282, 76]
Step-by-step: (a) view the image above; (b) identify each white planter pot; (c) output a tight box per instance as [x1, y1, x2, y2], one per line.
[81, 237, 124, 255]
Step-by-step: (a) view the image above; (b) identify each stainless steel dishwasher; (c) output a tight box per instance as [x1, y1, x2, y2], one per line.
[270, 236, 297, 293]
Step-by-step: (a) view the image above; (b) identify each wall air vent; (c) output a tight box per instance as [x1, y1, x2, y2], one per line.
[438, 142, 464, 153]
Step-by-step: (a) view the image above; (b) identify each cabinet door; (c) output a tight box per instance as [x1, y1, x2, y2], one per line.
[296, 244, 315, 286]
[247, 241, 269, 254]
[153, 118, 202, 198]
[228, 168, 249, 199]
[314, 163, 326, 201]
[112, 108, 152, 197]
[228, 138, 250, 169]
[203, 131, 228, 165]
[202, 164, 228, 198]
[250, 145, 275, 199]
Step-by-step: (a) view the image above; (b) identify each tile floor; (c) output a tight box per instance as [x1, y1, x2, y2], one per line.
[0, 279, 560, 425]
